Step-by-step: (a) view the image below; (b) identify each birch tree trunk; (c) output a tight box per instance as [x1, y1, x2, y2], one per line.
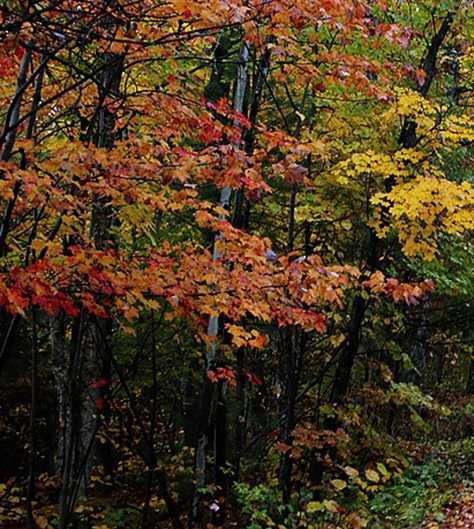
[190, 40, 249, 529]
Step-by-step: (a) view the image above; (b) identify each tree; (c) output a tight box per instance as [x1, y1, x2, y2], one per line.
[1, 0, 474, 528]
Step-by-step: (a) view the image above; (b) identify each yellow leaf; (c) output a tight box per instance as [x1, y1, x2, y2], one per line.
[307, 501, 324, 513]
[365, 469, 380, 483]
[343, 465, 359, 478]
[323, 500, 339, 512]
[33, 515, 52, 529]
[331, 478, 347, 491]
[296, 111, 306, 122]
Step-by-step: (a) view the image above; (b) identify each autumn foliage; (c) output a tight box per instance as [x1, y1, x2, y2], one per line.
[1, 0, 474, 527]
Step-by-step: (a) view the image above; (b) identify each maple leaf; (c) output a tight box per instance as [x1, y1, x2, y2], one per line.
[242, 369, 263, 387]
[284, 163, 308, 185]
[207, 366, 237, 386]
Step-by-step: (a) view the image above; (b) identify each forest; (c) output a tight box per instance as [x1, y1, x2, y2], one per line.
[1, 0, 474, 527]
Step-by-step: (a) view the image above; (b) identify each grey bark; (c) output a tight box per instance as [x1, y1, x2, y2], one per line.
[190, 40, 249, 529]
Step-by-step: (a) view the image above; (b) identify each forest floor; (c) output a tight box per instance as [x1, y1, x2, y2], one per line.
[381, 437, 474, 529]
[3, 427, 474, 528]
[425, 490, 474, 528]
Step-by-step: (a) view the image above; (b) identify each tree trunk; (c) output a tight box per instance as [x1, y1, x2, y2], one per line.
[465, 350, 474, 394]
[276, 78, 313, 499]
[328, 295, 367, 416]
[408, 300, 430, 387]
[190, 40, 249, 529]
[76, 320, 101, 493]
[212, 378, 227, 526]
[55, 312, 81, 529]
[278, 327, 305, 504]
[54, 47, 124, 527]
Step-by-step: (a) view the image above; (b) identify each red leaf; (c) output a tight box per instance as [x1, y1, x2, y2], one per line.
[242, 369, 263, 387]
